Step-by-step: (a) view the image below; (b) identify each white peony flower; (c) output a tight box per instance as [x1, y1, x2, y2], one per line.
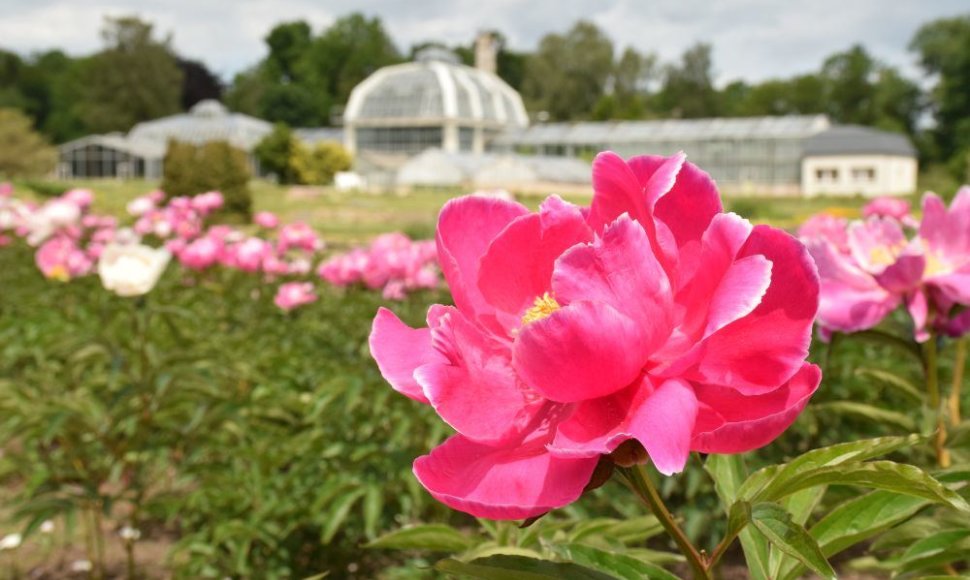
[97, 243, 171, 297]
[0, 533, 22, 550]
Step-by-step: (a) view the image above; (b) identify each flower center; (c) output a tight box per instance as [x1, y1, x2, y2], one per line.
[924, 251, 952, 278]
[521, 293, 560, 325]
[48, 264, 70, 282]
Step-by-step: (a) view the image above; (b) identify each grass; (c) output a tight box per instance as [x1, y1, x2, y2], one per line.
[14, 167, 959, 246]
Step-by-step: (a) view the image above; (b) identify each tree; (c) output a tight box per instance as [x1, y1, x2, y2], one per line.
[656, 43, 719, 118]
[820, 44, 877, 125]
[307, 13, 402, 106]
[76, 16, 184, 133]
[522, 21, 614, 120]
[0, 108, 57, 178]
[264, 21, 313, 82]
[177, 57, 223, 110]
[910, 15, 970, 163]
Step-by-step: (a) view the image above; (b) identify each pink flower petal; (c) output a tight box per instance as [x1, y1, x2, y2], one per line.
[436, 196, 529, 324]
[691, 363, 820, 454]
[417, 307, 545, 445]
[549, 378, 698, 476]
[649, 157, 723, 252]
[413, 430, 599, 520]
[671, 225, 819, 395]
[369, 308, 441, 403]
[477, 196, 591, 321]
[552, 215, 673, 350]
[514, 300, 648, 403]
[674, 213, 771, 340]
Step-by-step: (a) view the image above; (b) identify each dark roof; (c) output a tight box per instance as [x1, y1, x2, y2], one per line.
[803, 125, 916, 157]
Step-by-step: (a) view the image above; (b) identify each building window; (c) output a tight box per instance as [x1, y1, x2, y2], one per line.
[852, 167, 876, 182]
[459, 127, 474, 152]
[815, 168, 839, 182]
[356, 126, 443, 155]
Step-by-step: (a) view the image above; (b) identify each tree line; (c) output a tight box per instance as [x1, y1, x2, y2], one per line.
[1, 13, 968, 175]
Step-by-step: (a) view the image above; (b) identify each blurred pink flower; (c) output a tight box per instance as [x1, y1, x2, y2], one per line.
[274, 282, 317, 311]
[180, 236, 223, 271]
[278, 222, 321, 253]
[371, 152, 820, 519]
[191, 191, 224, 214]
[863, 196, 912, 222]
[36, 236, 92, 281]
[63, 189, 94, 208]
[254, 211, 280, 229]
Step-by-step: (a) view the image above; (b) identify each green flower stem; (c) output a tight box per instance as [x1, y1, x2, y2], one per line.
[950, 337, 965, 426]
[924, 332, 949, 467]
[622, 463, 712, 580]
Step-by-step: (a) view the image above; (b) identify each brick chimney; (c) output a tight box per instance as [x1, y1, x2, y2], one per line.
[474, 32, 497, 75]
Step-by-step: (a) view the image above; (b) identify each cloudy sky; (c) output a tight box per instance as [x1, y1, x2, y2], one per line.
[0, 0, 966, 84]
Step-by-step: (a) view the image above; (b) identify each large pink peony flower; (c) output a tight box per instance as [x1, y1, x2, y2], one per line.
[370, 152, 821, 520]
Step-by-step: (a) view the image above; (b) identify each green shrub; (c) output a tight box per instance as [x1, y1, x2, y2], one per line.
[254, 122, 300, 184]
[161, 140, 252, 219]
[18, 179, 70, 198]
[291, 141, 352, 185]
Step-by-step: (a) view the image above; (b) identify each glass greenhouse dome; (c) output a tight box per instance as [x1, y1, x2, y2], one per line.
[343, 48, 529, 156]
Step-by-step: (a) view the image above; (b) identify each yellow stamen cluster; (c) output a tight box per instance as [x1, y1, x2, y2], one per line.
[47, 265, 70, 282]
[521, 293, 560, 325]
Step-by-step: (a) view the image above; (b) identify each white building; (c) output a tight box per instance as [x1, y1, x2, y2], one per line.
[800, 126, 918, 197]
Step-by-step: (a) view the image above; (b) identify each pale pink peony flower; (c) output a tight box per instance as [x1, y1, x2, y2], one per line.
[191, 191, 224, 214]
[797, 213, 849, 254]
[278, 222, 322, 253]
[62, 189, 94, 208]
[863, 196, 914, 227]
[127, 196, 156, 217]
[232, 238, 271, 273]
[370, 152, 821, 519]
[807, 187, 970, 341]
[274, 282, 317, 311]
[179, 236, 223, 271]
[36, 236, 92, 281]
[254, 211, 280, 229]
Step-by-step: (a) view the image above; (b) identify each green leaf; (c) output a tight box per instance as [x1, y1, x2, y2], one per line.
[704, 454, 747, 507]
[897, 529, 970, 572]
[777, 491, 930, 580]
[813, 401, 917, 431]
[435, 555, 615, 580]
[811, 491, 929, 555]
[854, 367, 924, 403]
[367, 524, 475, 553]
[749, 503, 836, 580]
[755, 461, 970, 513]
[320, 488, 366, 544]
[739, 434, 920, 501]
[847, 328, 923, 362]
[552, 544, 681, 580]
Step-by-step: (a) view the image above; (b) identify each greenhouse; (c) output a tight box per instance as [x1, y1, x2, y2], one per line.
[396, 148, 591, 191]
[491, 115, 828, 195]
[58, 100, 273, 179]
[343, 47, 529, 157]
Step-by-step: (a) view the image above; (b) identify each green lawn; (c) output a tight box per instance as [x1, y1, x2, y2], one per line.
[13, 174, 947, 246]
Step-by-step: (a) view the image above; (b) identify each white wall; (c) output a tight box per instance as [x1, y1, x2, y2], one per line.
[802, 155, 917, 197]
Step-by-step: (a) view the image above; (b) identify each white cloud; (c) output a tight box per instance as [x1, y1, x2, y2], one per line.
[0, 0, 964, 83]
